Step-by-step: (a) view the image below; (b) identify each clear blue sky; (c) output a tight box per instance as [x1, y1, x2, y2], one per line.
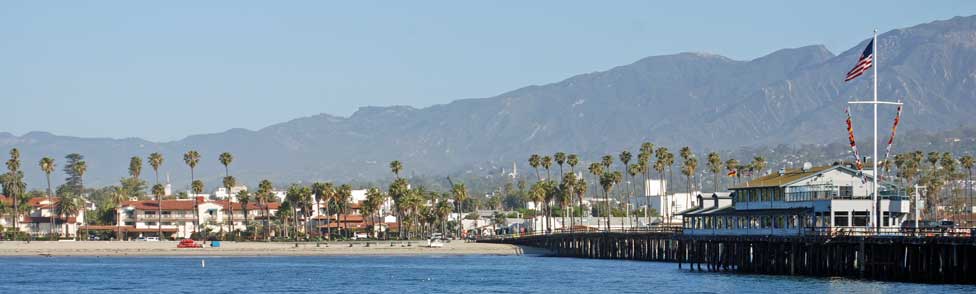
[3, 1, 973, 141]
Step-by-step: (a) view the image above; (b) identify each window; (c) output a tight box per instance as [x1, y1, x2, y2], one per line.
[834, 212, 849, 227]
[161, 222, 172, 226]
[124, 222, 134, 226]
[882, 212, 890, 227]
[853, 211, 869, 227]
[145, 211, 156, 215]
[146, 222, 157, 226]
[839, 186, 853, 198]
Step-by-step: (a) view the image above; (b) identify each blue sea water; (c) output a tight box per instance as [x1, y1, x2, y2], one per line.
[1, 255, 973, 293]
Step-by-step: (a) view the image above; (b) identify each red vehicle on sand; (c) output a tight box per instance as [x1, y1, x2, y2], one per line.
[177, 239, 203, 248]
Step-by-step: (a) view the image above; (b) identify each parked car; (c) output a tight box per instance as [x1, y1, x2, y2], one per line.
[136, 236, 160, 242]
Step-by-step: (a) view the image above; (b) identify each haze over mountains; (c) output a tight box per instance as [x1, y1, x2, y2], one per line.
[4, 15, 976, 189]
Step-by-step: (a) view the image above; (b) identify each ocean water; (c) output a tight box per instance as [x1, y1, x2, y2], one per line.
[2, 255, 973, 293]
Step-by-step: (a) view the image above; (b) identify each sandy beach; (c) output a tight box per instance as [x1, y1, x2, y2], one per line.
[0, 240, 544, 257]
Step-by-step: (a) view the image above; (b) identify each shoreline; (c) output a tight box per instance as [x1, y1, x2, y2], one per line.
[0, 241, 548, 257]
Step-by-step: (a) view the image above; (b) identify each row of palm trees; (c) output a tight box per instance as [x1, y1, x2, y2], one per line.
[891, 151, 975, 221]
[526, 143, 773, 231]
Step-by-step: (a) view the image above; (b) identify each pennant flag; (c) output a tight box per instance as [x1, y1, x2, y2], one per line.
[845, 40, 874, 82]
[879, 103, 903, 180]
[845, 107, 864, 171]
[727, 169, 737, 177]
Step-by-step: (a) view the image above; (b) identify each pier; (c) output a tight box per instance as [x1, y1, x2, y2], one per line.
[479, 229, 976, 284]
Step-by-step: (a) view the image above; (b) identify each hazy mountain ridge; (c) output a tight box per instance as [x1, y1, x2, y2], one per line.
[4, 15, 976, 189]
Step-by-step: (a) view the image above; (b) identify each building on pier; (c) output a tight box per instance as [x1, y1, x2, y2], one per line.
[681, 164, 910, 236]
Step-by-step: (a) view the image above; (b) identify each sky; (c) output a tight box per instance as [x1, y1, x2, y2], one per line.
[3, 1, 974, 141]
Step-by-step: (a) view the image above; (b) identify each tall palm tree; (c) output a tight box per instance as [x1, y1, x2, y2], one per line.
[73, 160, 87, 239]
[435, 197, 452, 236]
[680, 148, 698, 209]
[627, 163, 640, 227]
[554, 152, 567, 179]
[541, 156, 553, 181]
[619, 151, 632, 226]
[528, 181, 546, 232]
[219, 152, 234, 178]
[961, 155, 974, 224]
[237, 190, 251, 238]
[148, 153, 164, 186]
[311, 182, 327, 237]
[151, 184, 165, 238]
[110, 186, 127, 240]
[574, 178, 588, 230]
[528, 154, 541, 181]
[3, 148, 25, 241]
[222, 176, 237, 238]
[54, 194, 82, 239]
[365, 187, 385, 237]
[567, 154, 579, 174]
[389, 160, 402, 179]
[599, 171, 622, 231]
[451, 183, 469, 238]
[128, 156, 142, 197]
[707, 152, 722, 193]
[336, 184, 352, 239]
[257, 179, 274, 240]
[388, 178, 409, 239]
[191, 180, 204, 234]
[39, 157, 56, 238]
[559, 173, 576, 231]
[601, 155, 613, 169]
[654, 148, 668, 220]
[183, 150, 200, 234]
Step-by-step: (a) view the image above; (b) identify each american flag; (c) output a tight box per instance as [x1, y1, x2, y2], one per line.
[844, 39, 874, 82]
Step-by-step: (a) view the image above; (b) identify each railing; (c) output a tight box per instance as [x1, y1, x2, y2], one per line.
[803, 226, 975, 238]
[476, 226, 683, 241]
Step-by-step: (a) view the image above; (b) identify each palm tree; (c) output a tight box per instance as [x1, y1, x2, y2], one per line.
[619, 151, 632, 226]
[574, 178, 588, 230]
[222, 176, 237, 238]
[336, 184, 352, 239]
[680, 148, 698, 209]
[110, 186, 127, 240]
[435, 198, 452, 236]
[451, 183, 469, 238]
[39, 157, 56, 238]
[151, 184, 165, 238]
[54, 194, 82, 239]
[601, 155, 613, 169]
[567, 154, 579, 174]
[2, 148, 25, 241]
[148, 152, 164, 186]
[751, 156, 767, 178]
[599, 171, 622, 231]
[237, 190, 251, 238]
[365, 187, 385, 237]
[219, 152, 234, 178]
[961, 155, 974, 224]
[128, 156, 142, 194]
[388, 178, 409, 239]
[706, 152, 722, 193]
[541, 156, 553, 181]
[627, 163, 640, 227]
[73, 160, 87, 239]
[528, 154, 541, 181]
[258, 180, 274, 240]
[191, 180, 204, 234]
[311, 182, 327, 237]
[554, 152, 567, 179]
[389, 160, 402, 179]
[559, 173, 576, 231]
[528, 181, 546, 232]
[183, 150, 200, 234]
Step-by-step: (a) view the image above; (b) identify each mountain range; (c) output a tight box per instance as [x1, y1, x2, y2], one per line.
[3, 15, 976, 189]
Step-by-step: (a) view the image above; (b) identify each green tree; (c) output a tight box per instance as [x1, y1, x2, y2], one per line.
[707, 152, 722, 193]
[151, 183, 165, 238]
[451, 182, 469, 238]
[599, 171, 622, 231]
[389, 160, 402, 179]
[40, 157, 57, 238]
[335, 184, 352, 238]
[961, 155, 974, 223]
[554, 152, 567, 179]
[183, 150, 201, 234]
[218, 152, 233, 178]
[54, 194, 82, 239]
[528, 154, 541, 181]
[148, 152, 164, 185]
[222, 176, 237, 238]
[59, 153, 85, 196]
[257, 179, 274, 240]
[237, 190, 251, 238]
[567, 154, 579, 174]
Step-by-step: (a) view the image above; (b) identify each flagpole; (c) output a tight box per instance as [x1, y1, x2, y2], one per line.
[872, 29, 880, 234]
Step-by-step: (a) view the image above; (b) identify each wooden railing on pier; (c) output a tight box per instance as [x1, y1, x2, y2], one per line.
[478, 228, 976, 284]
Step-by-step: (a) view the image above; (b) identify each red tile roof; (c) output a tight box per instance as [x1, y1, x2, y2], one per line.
[214, 200, 280, 211]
